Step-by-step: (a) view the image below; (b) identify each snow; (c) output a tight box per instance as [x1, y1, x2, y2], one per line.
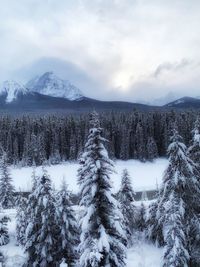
[26, 72, 83, 100]
[10, 158, 167, 193]
[0, 159, 167, 265]
[127, 242, 163, 267]
[0, 81, 29, 103]
[0, 209, 163, 267]
[0, 209, 25, 266]
[173, 99, 185, 105]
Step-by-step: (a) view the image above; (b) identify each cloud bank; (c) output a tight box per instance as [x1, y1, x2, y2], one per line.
[0, 0, 200, 102]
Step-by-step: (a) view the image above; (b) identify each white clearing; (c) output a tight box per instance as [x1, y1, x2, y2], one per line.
[11, 158, 168, 193]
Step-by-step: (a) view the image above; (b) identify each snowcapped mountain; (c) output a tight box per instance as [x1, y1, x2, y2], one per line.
[26, 72, 83, 100]
[165, 96, 200, 108]
[0, 80, 29, 103]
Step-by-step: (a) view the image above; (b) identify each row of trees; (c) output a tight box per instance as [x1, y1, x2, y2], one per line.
[0, 110, 198, 165]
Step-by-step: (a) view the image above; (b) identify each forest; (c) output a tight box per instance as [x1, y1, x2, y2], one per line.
[0, 110, 200, 266]
[0, 109, 199, 166]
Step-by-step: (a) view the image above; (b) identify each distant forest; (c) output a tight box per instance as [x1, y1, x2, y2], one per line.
[0, 110, 199, 166]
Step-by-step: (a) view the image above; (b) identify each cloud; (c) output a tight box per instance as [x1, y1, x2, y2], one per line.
[0, 0, 200, 101]
[11, 57, 105, 98]
[153, 59, 192, 77]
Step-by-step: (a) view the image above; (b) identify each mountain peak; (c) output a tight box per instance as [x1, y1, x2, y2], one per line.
[26, 72, 83, 100]
[0, 80, 29, 103]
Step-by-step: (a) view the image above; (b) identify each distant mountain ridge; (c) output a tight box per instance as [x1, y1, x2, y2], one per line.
[164, 96, 200, 109]
[0, 72, 200, 113]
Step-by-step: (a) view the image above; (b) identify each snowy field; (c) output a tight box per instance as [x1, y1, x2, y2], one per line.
[1, 209, 163, 267]
[11, 158, 168, 193]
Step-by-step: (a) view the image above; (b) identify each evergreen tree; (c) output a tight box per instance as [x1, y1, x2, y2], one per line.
[16, 196, 27, 246]
[25, 170, 59, 267]
[146, 200, 163, 246]
[24, 169, 39, 264]
[188, 116, 200, 166]
[55, 180, 79, 266]
[0, 151, 15, 209]
[152, 128, 200, 264]
[78, 111, 126, 267]
[0, 214, 9, 246]
[137, 203, 146, 232]
[135, 121, 146, 161]
[118, 169, 137, 247]
[162, 192, 189, 267]
[146, 137, 158, 161]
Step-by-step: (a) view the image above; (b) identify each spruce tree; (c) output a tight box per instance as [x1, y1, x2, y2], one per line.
[135, 121, 146, 162]
[162, 192, 189, 267]
[24, 169, 39, 264]
[118, 169, 137, 247]
[55, 180, 79, 266]
[0, 214, 9, 246]
[137, 203, 146, 232]
[146, 137, 158, 161]
[25, 170, 59, 267]
[16, 196, 27, 246]
[152, 128, 200, 264]
[0, 151, 15, 209]
[188, 116, 200, 166]
[78, 111, 126, 267]
[146, 200, 163, 246]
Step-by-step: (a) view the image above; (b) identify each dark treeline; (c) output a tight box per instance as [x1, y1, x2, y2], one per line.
[0, 110, 198, 165]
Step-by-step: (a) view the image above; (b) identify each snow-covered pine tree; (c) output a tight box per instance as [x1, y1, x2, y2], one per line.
[25, 170, 59, 267]
[118, 169, 137, 247]
[137, 203, 146, 232]
[135, 121, 146, 162]
[162, 192, 189, 267]
[187, 117, 200, 265]
[188, 116, 200, 166]
[146, 137, 158, 161]
[154, 128, 200, 262]
[0, 214, 9, 246]
[24, 169, 39, 264]
[146, 200, 164, 246]
[0, 151, 15, 209]
[78, 111, 127, 267]
[16, 196, 27, 246]
[55, 180, 79, 266]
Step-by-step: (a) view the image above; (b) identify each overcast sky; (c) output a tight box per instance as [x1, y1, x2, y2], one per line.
[1, 0, 200, 102]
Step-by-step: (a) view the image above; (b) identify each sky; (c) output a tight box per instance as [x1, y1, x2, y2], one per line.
[0, 0, 200, 103]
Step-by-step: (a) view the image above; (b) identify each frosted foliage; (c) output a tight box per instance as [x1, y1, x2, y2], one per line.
[55, 181, 79, 265]
[25, 171, 59, 266]
[148, 128, 200, 266]
[0, 152, 15, 209]
[78, 112, 126, 267]
[118, 169, 137, 247]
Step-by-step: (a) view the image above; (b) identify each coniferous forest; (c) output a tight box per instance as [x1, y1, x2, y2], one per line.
[0, 110, 199, 166]
[0, 110, 200, 266]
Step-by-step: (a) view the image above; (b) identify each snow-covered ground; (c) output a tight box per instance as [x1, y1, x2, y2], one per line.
[1, 209, 163, 267]
[0, 159, 167, 266]
[11, 158, 168, 193]
[127, 242, 163, 267]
